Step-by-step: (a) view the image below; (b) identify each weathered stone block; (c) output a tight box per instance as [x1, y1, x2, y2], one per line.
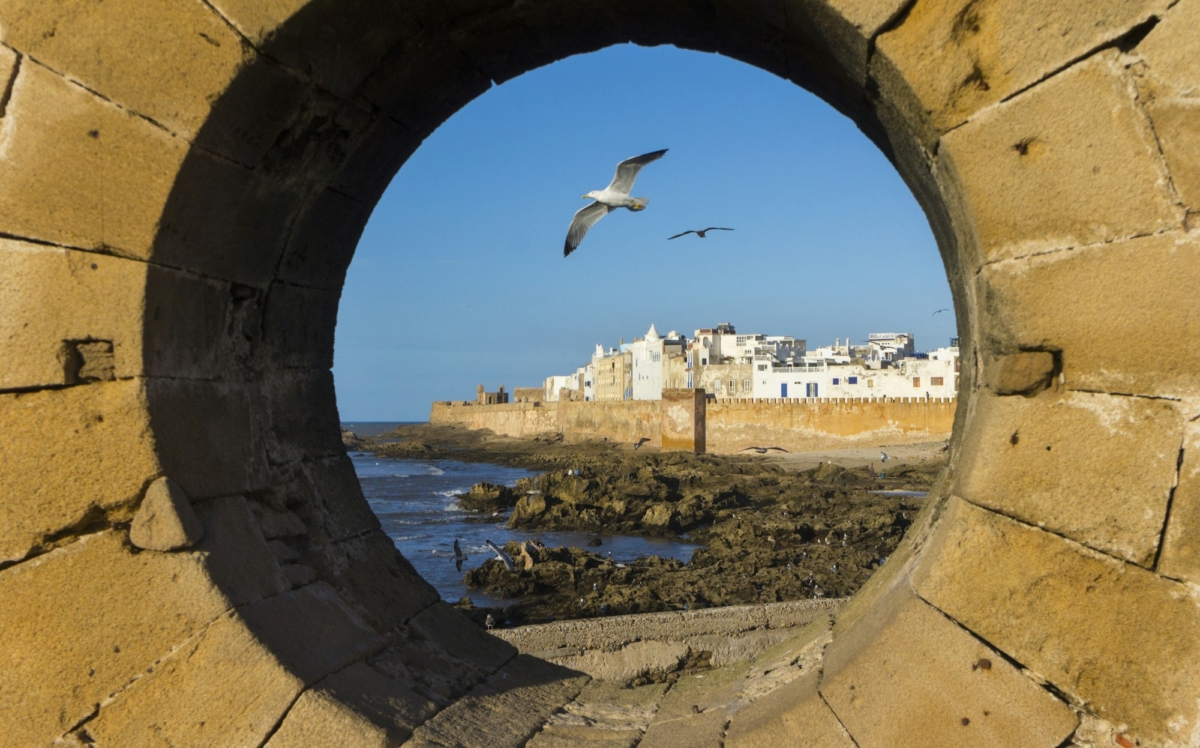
[0, 380, 158, 563]
[0, 531, 233, 745]
[359, 31, 492, 136]
[261, 282, 339, 370]
[262, 369, 343, 465]
[277, 188, 374, 291]
[1145, 97, 1200, 211]
[0, 240, 141, 389]
[405, 655, 588, 748]
[1136, 0, 1200, 95]
[331, 115, 422, 205]
[875, 0, 1168, 139]
[213, 0, 420, 97]
[821, 583, 1077, 748]
[152, 148, 301, 285]
[130, 477, 204, 551]
[779, 0, 908, 90]
[192, 495, 289, 606]
[979, 232, 1200, 398]
[146, 378, 266, 500]
[409, 602, 516, 674]
[0, 0, 250, 139]
[266, 661, 438, 747]
[305, 530, 439, 633]
[88, 582, 383, 747]
[916, 498, 1200, 746]
[0, 59, 187, 256]
[953, 391, 1183, 565]
[1157, 420, 1200, 583]
[938, 51, 1178, 263]
[297, 453, 382, 543]
[640, 710, 729, 748]
[141, 265, 230, 380]
[725, 671, 855, 748]
[0, 241, 229, 389]
[983, 351, 1056, 396]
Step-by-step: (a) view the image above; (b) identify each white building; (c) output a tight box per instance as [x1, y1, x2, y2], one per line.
[750, 342, 959, 400]
[692, 322, 805, 367]
[630, 324, 687, 400]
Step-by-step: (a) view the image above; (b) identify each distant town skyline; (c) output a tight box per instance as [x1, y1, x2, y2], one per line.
[333, 44, 956, 421]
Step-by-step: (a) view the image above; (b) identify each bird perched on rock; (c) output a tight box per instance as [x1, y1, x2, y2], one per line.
[668, 227, 734, 240]
[564, 149, 667, 256]
[485, 613, 495, 631]
[452, 538, 468, 573]
[485, 539, 515, 573]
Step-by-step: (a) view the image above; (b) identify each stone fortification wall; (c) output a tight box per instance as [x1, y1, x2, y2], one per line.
[430, 400, 558, 437]
[558, 399, 663, 447]
[707, 397, 957, 453]
[430, 397, 955, 453]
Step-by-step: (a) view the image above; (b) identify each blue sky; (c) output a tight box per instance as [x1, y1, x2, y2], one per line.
[334, 44, 955, 421]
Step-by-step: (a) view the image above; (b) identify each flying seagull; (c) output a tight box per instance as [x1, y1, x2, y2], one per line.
[485, 539, 515, 573]
[564, 149, 667, 257]
[880, 452, 890, 463]
[668, 227, 734, 240]
[452, 538, 468, 573]
[932, 308, 949, 315]
[633, 437, 651, 450]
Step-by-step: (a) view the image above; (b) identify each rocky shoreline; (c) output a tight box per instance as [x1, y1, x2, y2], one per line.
[354, 423, 942, 626]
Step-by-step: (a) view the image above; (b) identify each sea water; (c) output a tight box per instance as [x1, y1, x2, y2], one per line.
[349, 449, 701, 606]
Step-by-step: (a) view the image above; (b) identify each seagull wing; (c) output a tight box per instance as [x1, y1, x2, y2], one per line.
[486, 540, 515, 572]
[453, 538, 462, 557]
[667, 230, 697, 240]
[565, 201, 612, 256]
[606, 149, 667, 195]
[703, 227, 734, 233]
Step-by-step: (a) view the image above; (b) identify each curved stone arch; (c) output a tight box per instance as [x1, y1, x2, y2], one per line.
[1, 1, 1197, 745]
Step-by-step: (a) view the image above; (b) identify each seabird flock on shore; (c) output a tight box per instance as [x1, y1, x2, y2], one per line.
[563, 149, 737, 256]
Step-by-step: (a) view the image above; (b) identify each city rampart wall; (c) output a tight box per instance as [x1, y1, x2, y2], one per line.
[429, 397, 956, 452]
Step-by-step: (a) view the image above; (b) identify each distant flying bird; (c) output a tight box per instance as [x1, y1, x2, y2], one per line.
[880, 452, 890, 463]
[668, 227, 734, 240]
[633, 437, 651, 450]
[742, 446, 788, 454]
[485, 539, 515, 572]
[564, 149, 668, 257]
[452, 538, 468, 573]
[932, 308, 949, 315]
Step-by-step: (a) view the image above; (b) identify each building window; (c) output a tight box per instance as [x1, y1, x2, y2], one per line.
[912, 377, 921, 387]
[757, 364, 767, 371]
[713, 380, 722, 392]
[931, 376, 944, 386]
[806, 382, 819, 397]
[701, 358, 708, 365]
[832, 378, 840, 385]
[728, 380, 737, 393]
[867, 379, 874, 388]
[848, 376, 858, 385]
[743, 379, 751, 391]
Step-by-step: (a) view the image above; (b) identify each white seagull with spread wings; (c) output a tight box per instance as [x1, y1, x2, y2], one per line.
[565, 149, 667, 256]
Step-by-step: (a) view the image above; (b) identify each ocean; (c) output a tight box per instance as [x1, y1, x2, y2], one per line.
[344, 423, 700, 605]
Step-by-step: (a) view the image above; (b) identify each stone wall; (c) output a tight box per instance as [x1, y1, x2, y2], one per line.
[431, 396, 955, 453]
[1, 1, 1197, 746]
[707, 397, 957, 452]
[430, 400, 559, 437]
